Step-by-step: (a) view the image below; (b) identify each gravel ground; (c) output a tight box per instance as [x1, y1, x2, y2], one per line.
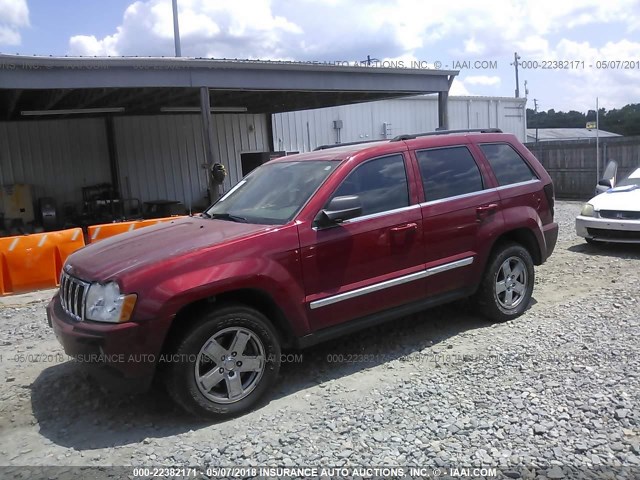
[0, 201, 639, 479]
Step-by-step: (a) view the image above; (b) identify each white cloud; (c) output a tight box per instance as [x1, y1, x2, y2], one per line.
[62, 0, 640, 109]
[465, 75, 501, 86]
[450, 78, 472, 96]
[68, 0, 640, 61]
[515, 36, 549, 56]
[546, 38, 640, 110]
[69, 0, 302, 58]
[0, 0, 29, 46]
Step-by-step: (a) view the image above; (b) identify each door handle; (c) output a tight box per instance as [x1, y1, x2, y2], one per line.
[390, 222, 418, 233]
[476, 203, 498, 222]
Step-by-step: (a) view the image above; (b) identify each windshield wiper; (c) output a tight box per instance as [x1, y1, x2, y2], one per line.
[208, 212, 248, 223]
[200, 212, 212, 218]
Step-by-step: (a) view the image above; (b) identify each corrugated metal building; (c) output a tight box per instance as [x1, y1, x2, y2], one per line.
[0, 55, 461, 228]
[0, 95, 526, 215]
[273, 96, 527, 153]
[114, 114, 270, 210]
[0, 114, 270, 213]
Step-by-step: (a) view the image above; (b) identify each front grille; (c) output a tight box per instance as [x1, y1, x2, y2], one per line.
[59, 272, 90, 321]
[587, 228, 640, 241]
[599, 210, 640, 220]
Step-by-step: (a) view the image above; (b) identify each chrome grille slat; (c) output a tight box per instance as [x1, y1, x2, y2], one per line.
[65, 279, 72, 312]
[73, 282, 80, 313]
[59, 275, 66, 310]
[59, 271, 90, 321]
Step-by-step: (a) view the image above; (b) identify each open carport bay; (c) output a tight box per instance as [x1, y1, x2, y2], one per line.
[0, 201, 638, 478]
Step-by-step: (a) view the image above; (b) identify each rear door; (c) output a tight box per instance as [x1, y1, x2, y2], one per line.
[415, 145, 503, 296]
[299, 153, 426, 331]
[477, 142, 543, 228]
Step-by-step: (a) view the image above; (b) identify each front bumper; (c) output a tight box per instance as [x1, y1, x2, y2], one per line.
[47, 296, 159, 392]
[576, 215, 640, 243]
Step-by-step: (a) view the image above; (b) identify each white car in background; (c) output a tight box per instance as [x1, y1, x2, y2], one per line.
[576, 162, 640, 244]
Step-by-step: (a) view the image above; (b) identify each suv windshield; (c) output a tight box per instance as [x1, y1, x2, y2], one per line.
[205, 160, 338, 225]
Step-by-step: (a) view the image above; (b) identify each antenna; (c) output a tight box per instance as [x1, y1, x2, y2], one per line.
[360, 55, 380, 66]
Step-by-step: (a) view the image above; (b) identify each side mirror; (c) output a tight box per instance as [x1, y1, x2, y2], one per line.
[315, 195, 362, 228]
[598, 179, 613, 188]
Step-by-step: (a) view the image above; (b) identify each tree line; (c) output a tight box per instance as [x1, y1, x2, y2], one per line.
[526, 103, 640, 136]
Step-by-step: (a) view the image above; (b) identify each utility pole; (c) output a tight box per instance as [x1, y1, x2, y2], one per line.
[596, 97, 600, 181]
[172, 0, 182, 57]
[511, 52, 521, 98]
[533, 98, 539, 143]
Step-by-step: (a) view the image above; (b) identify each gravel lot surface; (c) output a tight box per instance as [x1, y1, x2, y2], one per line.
[0, 201, 638, 479]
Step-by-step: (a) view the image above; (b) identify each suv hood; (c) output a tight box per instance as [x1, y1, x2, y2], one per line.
[591, 185, 640, 212]
[67, 217, 274, 281]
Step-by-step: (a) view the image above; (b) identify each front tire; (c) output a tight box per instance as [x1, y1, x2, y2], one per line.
[474, 242, 535, 322]
[165, 304, 281, 419]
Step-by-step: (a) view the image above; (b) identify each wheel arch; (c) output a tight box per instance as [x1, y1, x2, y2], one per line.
[160, 288, 296, 360]
[490, 227, 542, 266]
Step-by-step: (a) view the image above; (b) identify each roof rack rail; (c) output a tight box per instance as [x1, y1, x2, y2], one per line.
[314, 139, 386, 151]
[391, 128, 503, 141]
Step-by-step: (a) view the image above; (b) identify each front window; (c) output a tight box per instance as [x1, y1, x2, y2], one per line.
[329, 154, 409, 218]
[206, 160, 338, 225]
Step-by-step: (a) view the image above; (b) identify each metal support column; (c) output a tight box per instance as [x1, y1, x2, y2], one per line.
[199, 87, 219, 203]
[437, 76, 455, 130]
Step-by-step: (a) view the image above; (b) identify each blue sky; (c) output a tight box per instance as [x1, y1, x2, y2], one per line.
[2, 0, 639, 112]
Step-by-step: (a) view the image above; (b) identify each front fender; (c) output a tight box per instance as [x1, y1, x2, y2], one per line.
[135, 257, 309, 337]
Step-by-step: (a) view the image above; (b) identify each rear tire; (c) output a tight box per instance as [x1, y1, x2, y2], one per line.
[164, 304, 281, 419]
[473, 242, 535, 322]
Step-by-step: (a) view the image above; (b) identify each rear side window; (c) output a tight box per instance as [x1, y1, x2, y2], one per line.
[331, 154, 409, 216]
[416, 146, 484, 201]
[480, 143, 538, 186]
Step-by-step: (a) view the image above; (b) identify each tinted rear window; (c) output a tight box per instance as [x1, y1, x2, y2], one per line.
[480, 143, 538, 186]
[416, 146, 484, 201]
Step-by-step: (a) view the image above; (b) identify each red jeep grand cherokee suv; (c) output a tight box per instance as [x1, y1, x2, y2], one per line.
[47, 129, 558, 418]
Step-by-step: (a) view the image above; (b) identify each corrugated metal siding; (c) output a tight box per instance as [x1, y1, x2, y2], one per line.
[114, 113, 269, 209]
[0, 118, 111, 205]
[273, 96, 527, 152]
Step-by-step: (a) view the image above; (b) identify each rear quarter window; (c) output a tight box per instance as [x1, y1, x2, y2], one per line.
[480, 143, 538, 186]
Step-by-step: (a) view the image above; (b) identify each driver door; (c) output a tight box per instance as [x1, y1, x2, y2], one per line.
[298, 153, 425, 331]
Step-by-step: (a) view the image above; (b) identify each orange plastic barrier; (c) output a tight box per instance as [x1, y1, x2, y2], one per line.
[0, 228, 85, 295]
[134, 216, 183, 229]
[88, 216, 184, 243]
[87, 220, 138, 243]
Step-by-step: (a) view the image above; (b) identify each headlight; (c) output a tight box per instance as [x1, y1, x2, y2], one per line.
[580, 203, 595, 217]
[85, 282, 137, 323]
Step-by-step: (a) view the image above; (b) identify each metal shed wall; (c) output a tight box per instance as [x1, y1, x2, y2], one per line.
[272, 96, 527, 152]
[113, 113, 270, 209]
[0, 118, 111, 206]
